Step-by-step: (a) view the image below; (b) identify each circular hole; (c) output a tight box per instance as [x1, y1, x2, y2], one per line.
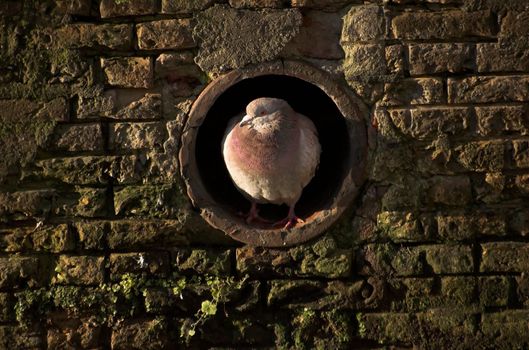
[180, 62, 368, 247]
[195, 75, 349, 224]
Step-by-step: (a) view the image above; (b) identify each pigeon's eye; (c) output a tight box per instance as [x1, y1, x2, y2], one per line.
[260, 110, 266, 115]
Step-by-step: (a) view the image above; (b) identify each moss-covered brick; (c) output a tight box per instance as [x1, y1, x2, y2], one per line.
[0, 190, 54, 222]
[424, 245, 474, 274]
[427, 176, 472, 206]
[0, 224, 73, 253]
[516, 273, 529, 307]
[74, 221, 106, 250]
[47, 314, 103, 349]
[101, 57, 153, 89]
[0, 256, 45, 289]
[481, 242, 529, 272]
[109, 122, 167, 151]
[54, 188, 108, 218]
[376, 211, 429, 242]
[32, 156, 114, 185]
[237, 237, 352, 278]
[54, 256, 105, 286]
[113, 184, 187, 218]
[173, 249, 231, 275]
[415, 309, 479, 349]
[137, 19, 195, 50]
[357, 312, 417, 344]
[0, 293, 13, 322]
[481, 311, 529, 347]
[54, 23, 133, 50]
[100, 0, 159, 17]
[109, 252, 170, 280]
[479, 276, 510, 307]
[108, 220, 188, 249]
[110, 318, 169, 349]
[50, 123, 104, 152]
[437, 213, 506, 240]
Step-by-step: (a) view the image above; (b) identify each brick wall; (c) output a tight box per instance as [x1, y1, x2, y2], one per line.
[1, 0, 529, 348]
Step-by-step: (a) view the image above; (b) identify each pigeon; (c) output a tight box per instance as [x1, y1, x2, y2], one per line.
[222, 97, 321, 229]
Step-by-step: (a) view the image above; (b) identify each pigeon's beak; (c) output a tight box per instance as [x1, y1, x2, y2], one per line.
[239, 115, 251, 127]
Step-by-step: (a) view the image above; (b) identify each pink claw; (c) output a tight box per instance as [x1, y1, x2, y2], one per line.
[274, 206, 304, 230]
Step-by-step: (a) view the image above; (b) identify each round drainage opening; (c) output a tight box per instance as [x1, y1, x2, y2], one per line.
[180, 62, 368, 247]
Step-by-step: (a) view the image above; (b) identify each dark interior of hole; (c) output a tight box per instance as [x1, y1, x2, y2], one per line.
[195, 75, 350, 226]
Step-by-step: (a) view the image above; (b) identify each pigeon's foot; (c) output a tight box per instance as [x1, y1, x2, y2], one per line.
[242, 202, 271, 225]
[275, 206, 304, 230]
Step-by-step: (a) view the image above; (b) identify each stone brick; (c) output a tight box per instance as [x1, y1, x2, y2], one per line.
[465, 0, 529, 11]
[481, 311, 529, 346]
[291, 0, 354, 11]
[47, 315, 103, 349]
[515, 174, 529, 194]
[0, 256, 44, 289]
[516, 273, 529, 307]
[0, 293, 13, 322]
[101, 57, 153, 89]
[386, 45, 405, 75]
[479, 276, 510, 307]
[481, 242, 529, 272]
[113, 93, 162, 120]
[162, 0, 214, 13]
[137, 19, 194, 50]
[113, 184, 187, 218]
[55, 0, 91, 15]
[229, 0, 283, 8]
[194, 5, 302, 72]
[415, 309, 478, 348]
[383, 78, 444, 105]
[109, 122, 166, 151]
[376, 211, 429, 242]
[109, 252, 170, 280]
[54, 256, 104, 285]
[409, 43, 474, 75]
[237, 237, 353, 278]
[100, 0, 159, 18]
[358, 312, 417, 343]
[341, 5, 385, 42]
[111, 318, 169, 349]
[512, 140, 529, 168]
[0, 190, 54, 221]
[50, 124, 104, 152]
[0, 225, 74, 253]
[156, 64, 205, 97]
[427, 176, 472, 206]
[508, 210, 529, 236]
[54, 24, 133, 50]
[34, 156, 112, 185]
[437, 213, 506, 240]
[500, 11, 529, 38]
[53, 188, 107, 218]
[456, 142, 505, 172]
[173, 249, 231, 275]
[389, 107, 470, 140]
[155, 53, 194, 72]
[343, 44, 386, 78]
[76, 90, 116, 119]
[108, 220, 189, 249]
[391, 11, 495, 40]
[0, 326, 44, 349]
[448, 76, 529, 103]
[424, 245, 474, 274]
[475, 105, 529, 136]
[74, 221, 106, 250]
[477, 41, 529, 72]
[286, 11, 343, 59]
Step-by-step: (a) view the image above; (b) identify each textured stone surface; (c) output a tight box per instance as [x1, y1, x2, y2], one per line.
[137, 19, 195, 50]
[341, 5, 385, 42]
[162, 0, 215, 13]
[100, 0, 159, 18]
[50, 124, 104, 152]
[343, 44, 386, 78]
[101, 57, 153, 88]
[54, 256, 105, 285]
[481, 242, 529, 272]
[54, 24, 133, 50]
[109, 122, 167, 150]
[409, 44, 474, 75]
[448, 76, 529, 103]
[383, 78, 444, 105]
[193, 5, 302, 72]
[477, 41, 529, 72]
[475, 105, 529, 136]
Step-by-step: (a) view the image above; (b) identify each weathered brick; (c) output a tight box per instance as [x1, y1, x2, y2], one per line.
[229, 0, 284, 8]
[76, 90, 116, 119]
[137, 19, 195, 50]
[481, 242, 529, 272]
[456, 142, 505, 172]
[481, 311, 529, 345]
[173, 249, 231, 275]
[357, 312, 417, 343]
[111, 319, 169, 349]
[55, 0, 91, 15]
[113, 184, 187, 218]
[415, 309, 478, 348]
[53, 188, 107, 218]
[155, 53, 194, 72]
[479, 276, 510, 307]
[376, 211, 430, 242]
[47, 315, 103, 349]
[50, 124, 104, 152]
[108, 220, 193, 249]
[286, 11, 343, 59]
[109, 252, 170, 280]
[343, 44, 386, 78]
[500, 11, 529, 38]
[101, 57, 153, 89]
[391, 11, 495, 40]
[424, 245, 474, 274]
[162, 0, 214, 13]
[74, 221, 106, 250]
[515, 174, 529, 194]
[437, 213, 506, 240]
[54, 24, 133, 50]
[113, 93, 162, 120]
[54, 256, 105, 285]
[389, 107, 470, 140]
[341, 5, 385, 42]
[0, 190, 54, 221]
[383, 78, 444, 105]
[0, 325, 44, 349]
[0, 257, 44, 289]
[109, 122, 166, 151]
[477, 41, 529, 72]
[386, 44, 405, 75]
[290, 0, 352, 10]
[100, 0, 159, 18]
[516, 273, 529, 307]
[475, 105, 529, 136]
[156, 64, 205, 97]
[0, 293, 13, 322]
[512, 140, 529, 168]
[448, 76, 529, 103]
[409, 43, 474, 75]
[427, 176, 472, 206]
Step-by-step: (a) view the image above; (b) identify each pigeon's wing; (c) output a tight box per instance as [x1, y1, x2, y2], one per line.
[297, 113, 321, 189]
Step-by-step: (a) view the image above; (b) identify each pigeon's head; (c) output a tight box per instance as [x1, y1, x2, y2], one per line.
[240, 98, 292, 127]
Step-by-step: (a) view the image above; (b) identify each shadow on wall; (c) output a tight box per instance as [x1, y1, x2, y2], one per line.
[195, 74, 350, 223]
